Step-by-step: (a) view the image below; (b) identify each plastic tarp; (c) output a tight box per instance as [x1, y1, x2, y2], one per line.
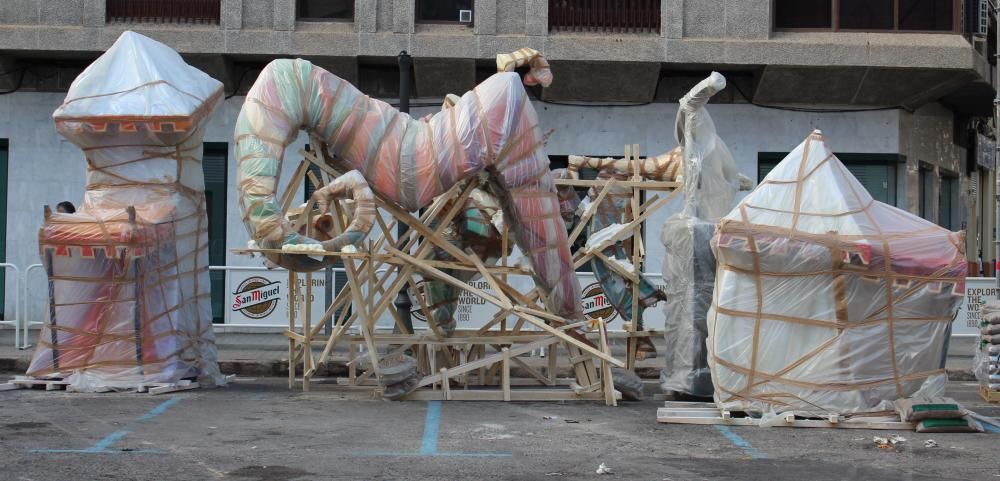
[708, 130, 965, 415]
[28, 31, 224, 390]
[660, 72, 737, 396]
[235, 58, 583, 320]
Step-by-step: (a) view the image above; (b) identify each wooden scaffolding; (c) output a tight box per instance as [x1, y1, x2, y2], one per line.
[236, 143, 680, 405]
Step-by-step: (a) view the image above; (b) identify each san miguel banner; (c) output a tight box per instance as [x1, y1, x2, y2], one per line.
[387, 273, 667, 332]
[225, 268, 329, 326]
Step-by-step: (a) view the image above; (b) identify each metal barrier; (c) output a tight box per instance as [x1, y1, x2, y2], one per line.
[0, 263, 19, 349]
[22, 264, 45, 349]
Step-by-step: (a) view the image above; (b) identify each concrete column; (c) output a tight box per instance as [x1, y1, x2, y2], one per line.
[474, 0, 496, 35]
[82, 0, 105, 27]
[664, 0, 682, 38]
[356, 0, 377, 33]
[222, 0, 243, 30]
[525, 0, 546, 36]
[393, 0, 414, 34]
[274, 0, 295, 31]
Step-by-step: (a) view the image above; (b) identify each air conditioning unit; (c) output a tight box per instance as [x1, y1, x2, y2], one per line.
[459, 9, 473, 23]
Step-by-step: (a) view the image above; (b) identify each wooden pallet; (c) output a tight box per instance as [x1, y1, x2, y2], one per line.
[3, 375, 235, 394]
[656, 401, 915, 430]
[982, 386, 1000, 404]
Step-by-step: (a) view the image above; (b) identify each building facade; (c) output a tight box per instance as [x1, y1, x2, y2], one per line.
[0, 0, 996, 322]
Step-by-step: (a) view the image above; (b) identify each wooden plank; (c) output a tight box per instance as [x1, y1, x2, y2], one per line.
[415, 336, 560, 388]
[656, 406, 916, 430]
[279, 160, 310, 217]
[150, 381, 200, 395]
[554, 178, 680, 190]
[401, 389, 609, 402]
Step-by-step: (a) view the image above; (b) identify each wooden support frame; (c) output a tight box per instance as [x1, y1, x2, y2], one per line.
[235, 143, 677, 404]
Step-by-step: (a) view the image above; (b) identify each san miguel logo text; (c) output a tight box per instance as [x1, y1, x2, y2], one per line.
[232, 277, 281, 319]
[582, 282, 618, 323]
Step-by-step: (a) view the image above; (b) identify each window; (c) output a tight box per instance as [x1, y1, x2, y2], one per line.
[774, 0, 959, 32]
[416, 0, 473, 24]
[774, 0, 832, 29]
[202, 142, 228, 324]
[939, 172, 959, 230]
[840, 0, 894, 30]
[105, 0, 221, 24]
[919, 165, 934, 222]
[758, 153, 899, 205]
[549, 0, 662, 33]
[900, 0, 955, 30]
[297, 0, 354, 21]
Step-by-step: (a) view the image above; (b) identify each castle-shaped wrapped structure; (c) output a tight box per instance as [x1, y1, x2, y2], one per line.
[27, 31, 224, 390]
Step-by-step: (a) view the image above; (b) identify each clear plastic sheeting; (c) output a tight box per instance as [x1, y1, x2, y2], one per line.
[28, 31, 224, 390]
[660, 217, 716, 397]
[708, 130, 965, 415]
[675, 72, 741, 220]
[660, 72, 739, 397]
[235, 58, 583, 320]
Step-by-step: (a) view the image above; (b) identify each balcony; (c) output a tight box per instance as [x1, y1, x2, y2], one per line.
[548, 0, 661, 34]
[106, 0, 221, 25]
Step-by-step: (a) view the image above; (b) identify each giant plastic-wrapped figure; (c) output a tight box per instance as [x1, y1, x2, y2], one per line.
[660, 72, 744, 397]
[27, 31, 224, 390]
[235, 51, 583, 323]
[708, 130, 965, 415]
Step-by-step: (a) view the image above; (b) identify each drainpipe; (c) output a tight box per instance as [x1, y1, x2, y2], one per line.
[994, 4, 1000, 292]
[394, 51, 415, 335]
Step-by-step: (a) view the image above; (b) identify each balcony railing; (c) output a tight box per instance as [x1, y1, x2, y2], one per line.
[549, 0, 661, 34]
[106, 0, 221, 25]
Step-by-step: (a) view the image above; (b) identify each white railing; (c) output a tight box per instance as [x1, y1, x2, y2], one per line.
[22, 264, 45, 349]
[0, 263, 19, 348]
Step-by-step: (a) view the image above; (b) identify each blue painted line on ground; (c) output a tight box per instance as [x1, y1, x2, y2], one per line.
[355, 452, 513, 457]
[31, 398, 180, 454]
[420, 400, 442, 455]
[354, 400, 511, 458]
[715, 425, 767, 459]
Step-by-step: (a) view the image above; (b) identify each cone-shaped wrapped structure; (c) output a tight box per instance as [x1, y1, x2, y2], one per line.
[708, 130, 965, 414]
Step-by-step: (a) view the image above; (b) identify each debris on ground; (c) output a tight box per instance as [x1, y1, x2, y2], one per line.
[564, 419, 579, 424]
[596, 463, 613, 475]
[873, 435, 906, 450]
[542, 416, 558, 420]
[924, 440, 939, 448]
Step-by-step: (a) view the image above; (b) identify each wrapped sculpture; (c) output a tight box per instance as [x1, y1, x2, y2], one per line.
[27, 31, 224, 390]
[660, 73, 746, 397]
[235, 51, 582, 323]
[708, 130, 965, 415]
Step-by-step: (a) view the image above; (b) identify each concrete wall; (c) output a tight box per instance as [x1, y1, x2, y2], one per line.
[2, 91, 913, 320]
[0, 0, 985, 73]
[899, 103, 967, 218]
